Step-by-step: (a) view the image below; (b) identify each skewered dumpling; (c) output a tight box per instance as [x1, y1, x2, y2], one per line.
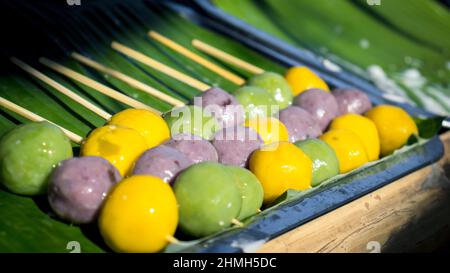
[192, 87, 244, 128]
[108, 108, 170, 149]
[174, 162, 242, 237]
[165, 133, 218, 163]
[0, 121, 72, 195]
[279, 106, 322, 142]
[332, 88, 372, 115]
[212, 125, 262, 167]
[48, 156, 121, 224]
[81, 125, 148, 176]
[294, 88, 339, 131]
[132, 145, 193, 185]
[248, 72, 293, 109]
[163, 105, 220, 140]
[234, 86, 277, 119]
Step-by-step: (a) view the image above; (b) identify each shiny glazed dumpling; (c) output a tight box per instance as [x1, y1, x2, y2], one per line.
[165, 133, 218, 163]
[293, 88, 339, 131]
[278, 106, 322, 142]
[212, 125, 263, 167]
[48, 156, 121, 224]
[0, 121, 73, 196]
[333, 88, 372, 115]
[192, 87, 244, 128]
[132, 145, 193, 184]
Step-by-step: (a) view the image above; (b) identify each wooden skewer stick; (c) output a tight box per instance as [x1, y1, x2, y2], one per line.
[39, 58, 161, 115]
[192, 39, 265, 75]
[165, 235, 180, 245]
[231, 218, 244, 227]
[0, 96, 83, 144]
[111, 41, 211, 92]
[11, 57, 112, 121]
[71, 52, 185, 107]
[149, 31, 245, 86]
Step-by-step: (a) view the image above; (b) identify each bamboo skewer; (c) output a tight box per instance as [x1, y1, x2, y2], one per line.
[111, 41, 211, 92]
[71, 52, 185, 107]
[149, 31, 245, 86]
[231, 218, 244, 227]
[165, 235, 180, 244]
[0, 96, 83, 144]
[192, 39, 265, 75]
[39, 58, 161, 115]
[11, 57, 112, 120]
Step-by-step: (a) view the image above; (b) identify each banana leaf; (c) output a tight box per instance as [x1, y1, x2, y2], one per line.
[0, 0, 285, 252]
[213, 0, 450, 115]
[0, 0, 445, 252]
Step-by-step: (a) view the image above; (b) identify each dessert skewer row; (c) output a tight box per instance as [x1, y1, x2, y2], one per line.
[191, 37, 435, 122]
[105, 36, 393, 236]
[148, 33, 376, 140]
[55, 53, 275, 224]
[64, 32, 374, 172]
[2, 38, 418, 253]
[1, 66, 181, 251]
[41, 59, 243, 226]
[144, 33, 389, 168]
[7, 32, 398, 249]
[191, 38, 431, 112]
[9, 56, 250, 235]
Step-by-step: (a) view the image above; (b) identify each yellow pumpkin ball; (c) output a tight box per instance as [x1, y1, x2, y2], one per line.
[99, 175, 178, 253]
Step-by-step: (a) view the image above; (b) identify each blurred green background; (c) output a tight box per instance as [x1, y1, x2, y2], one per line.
[213, 0, 450, 116]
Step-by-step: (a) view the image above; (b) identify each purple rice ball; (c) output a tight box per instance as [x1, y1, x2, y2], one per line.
[333, 88, 372, 115]
[212, 125, 263, 167]
[293, 88, 339, 131]
[48, 156, 121, 224]
[132, 145, 193, 185]
[165, 133, 218, 163]
[279, 106, 322, 142]
[192, 87, 245, 128]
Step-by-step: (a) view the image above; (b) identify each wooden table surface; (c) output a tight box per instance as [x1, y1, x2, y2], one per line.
[258, 132, 450, 253]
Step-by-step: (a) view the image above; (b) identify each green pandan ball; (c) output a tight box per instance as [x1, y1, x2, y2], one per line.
[226, 166, 263, 220]
[234, 85, 277, 119]
[164, 105, 220, 140]
[295, 139, 339, 186]
[248, 71, 293, 110]
[0, 122, 73, 195]
[174, 162, 242, 238]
